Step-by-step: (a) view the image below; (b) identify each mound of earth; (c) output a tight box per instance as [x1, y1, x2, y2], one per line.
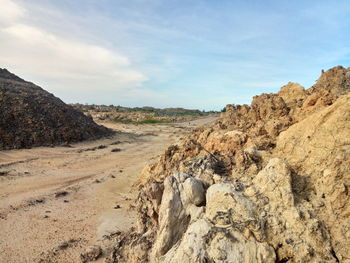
[105, 66, 350, 263]
[0, 68, 113, 150]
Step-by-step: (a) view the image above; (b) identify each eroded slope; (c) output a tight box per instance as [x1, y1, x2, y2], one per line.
[105, 66, 350, 263]
[0, 69, 113, 150]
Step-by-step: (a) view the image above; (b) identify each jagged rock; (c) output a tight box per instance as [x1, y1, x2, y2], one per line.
[297, 65, 350, 121]
[252, 158, 294, 207]
[251, 159, 336, 262]
[206, 183, 256, 226]
[182, 177, 205, 206]
[80, 245, 102, 262]
[278, 82, 307, 106]
[0, 68, 113, 150]
[275, 93, 350, 261]
[160, 218, 276, 263]
[150, 173, 205, 261]
[106, 66, 350, 263]
[159, 218, 212, 262]
[311, 66, 350, 98]
[151, 174, 190, 259]
[157, 182, 276, 263]
[278, 82, 307, 119]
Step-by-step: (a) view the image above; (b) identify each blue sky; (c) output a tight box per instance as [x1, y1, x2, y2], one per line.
[1, 0, 350, 110]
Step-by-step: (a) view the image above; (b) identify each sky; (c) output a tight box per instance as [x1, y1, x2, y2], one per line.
[1, 0, 350, 110]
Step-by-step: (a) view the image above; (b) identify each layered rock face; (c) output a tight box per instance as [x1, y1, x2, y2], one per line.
[108, 66, 350, 263]
[0, 69, 113, 150]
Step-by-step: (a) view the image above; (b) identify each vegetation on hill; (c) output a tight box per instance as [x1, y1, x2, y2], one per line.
[71, 104, 219, 124]
[72, 104, 217, 116]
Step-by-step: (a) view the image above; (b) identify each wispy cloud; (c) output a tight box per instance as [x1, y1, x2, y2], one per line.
[0, 0, 150, 101]
[0, 0, 24, 26]
[1, 0, 350, 110]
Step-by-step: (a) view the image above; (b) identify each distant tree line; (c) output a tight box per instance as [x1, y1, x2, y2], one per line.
[71, 103, 219, 116]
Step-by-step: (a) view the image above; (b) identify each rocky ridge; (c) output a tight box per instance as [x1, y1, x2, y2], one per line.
[0, 69, 113, 150]
[106, 66, 350, 263]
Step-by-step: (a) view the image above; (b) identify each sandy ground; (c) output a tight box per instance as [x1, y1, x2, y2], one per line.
[0, 116, 217, 263]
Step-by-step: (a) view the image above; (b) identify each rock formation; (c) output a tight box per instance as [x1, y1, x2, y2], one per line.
[109, 66, 350, 262]
[0, 68, 113, 150]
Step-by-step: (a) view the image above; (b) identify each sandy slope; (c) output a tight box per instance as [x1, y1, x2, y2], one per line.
[0, 116, 217, 263]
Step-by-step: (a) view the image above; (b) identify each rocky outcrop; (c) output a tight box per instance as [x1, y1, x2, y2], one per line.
[275, 93, 350, 261]
[0, 69, 113, 150]
[107, 66, 350, 263]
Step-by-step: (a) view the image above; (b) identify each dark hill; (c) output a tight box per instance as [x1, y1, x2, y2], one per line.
[0, 68, 113, 150]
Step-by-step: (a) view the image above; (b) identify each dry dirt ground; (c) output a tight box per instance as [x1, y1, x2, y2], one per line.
[0, 116, 217, 263]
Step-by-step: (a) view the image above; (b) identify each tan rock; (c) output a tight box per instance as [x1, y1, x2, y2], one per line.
[107, 66, 350, 263]
[278, 82, 307, 107]
[182, 177, 205, 206]
[275, 93, 350, 261]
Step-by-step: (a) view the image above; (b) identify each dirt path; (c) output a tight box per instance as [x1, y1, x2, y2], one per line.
[0, 116, 217, 263]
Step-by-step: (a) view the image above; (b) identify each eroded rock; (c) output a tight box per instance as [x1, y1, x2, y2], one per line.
[106, 66, 350, 263]
[80, 245, 102, 262]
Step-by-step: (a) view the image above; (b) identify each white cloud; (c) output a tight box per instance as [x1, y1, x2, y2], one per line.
[0, 0, 24, 26]
[0, 0, 148, 97]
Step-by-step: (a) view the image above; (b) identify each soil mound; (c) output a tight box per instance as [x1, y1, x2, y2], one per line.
[0, 69, 113, 150]
[106, 66, 350, 263]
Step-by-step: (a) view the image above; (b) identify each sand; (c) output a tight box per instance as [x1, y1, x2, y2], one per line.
[0, 117, 217, 263]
